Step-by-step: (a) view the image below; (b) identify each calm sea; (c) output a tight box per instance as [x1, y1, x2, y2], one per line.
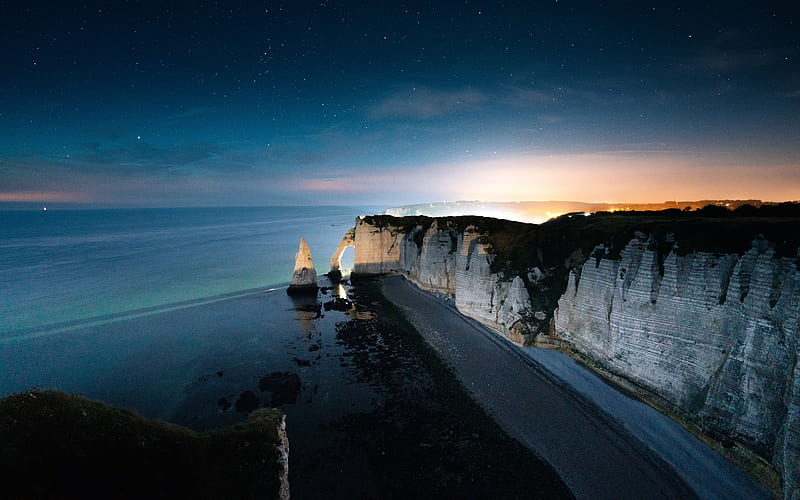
[0, 206, 371, 416]
[0, 207, 367, 334]
[0, 205, 575, 497]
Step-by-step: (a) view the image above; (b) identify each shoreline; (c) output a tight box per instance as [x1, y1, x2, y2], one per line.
[286, 275, 573, 498]
[1, 274, 573, 498]
[545, 342, 781, 496]
[380, 274, 770, 499]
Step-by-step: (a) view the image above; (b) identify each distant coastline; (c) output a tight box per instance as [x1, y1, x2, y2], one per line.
[384, 198, 781, 224]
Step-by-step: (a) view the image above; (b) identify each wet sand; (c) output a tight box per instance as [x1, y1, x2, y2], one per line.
[284, 277, 573, 499]
[382, 275, 697, 500]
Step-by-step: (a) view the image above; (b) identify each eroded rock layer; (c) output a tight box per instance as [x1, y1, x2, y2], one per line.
[554, 236, 799, 497]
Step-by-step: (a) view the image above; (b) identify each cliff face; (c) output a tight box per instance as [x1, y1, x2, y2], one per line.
[554, 236, 799, 495]
[342, 213, 800, 498]
[351, 217, 533, 343]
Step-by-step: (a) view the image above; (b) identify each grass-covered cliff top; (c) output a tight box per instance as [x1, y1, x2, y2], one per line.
[365, 202, 800, 271]
[364, 204, 800, 324]
[0, 390, 286, 499]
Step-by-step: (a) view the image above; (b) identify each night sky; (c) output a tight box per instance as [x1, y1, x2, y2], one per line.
[2, 1, 799, 207]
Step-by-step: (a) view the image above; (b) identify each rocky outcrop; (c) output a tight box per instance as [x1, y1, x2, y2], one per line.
[352, 218, 403, 274]
[276, 414, 290, 500]
[339, 213, 800, 498]
[329, 227, 355, 276]
[348, 217, 533, 342]
[0, 390, 289, 499]
[288, 237, 317, 294]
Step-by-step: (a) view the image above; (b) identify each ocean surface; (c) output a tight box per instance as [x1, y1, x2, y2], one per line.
[1, 207, 367, 334]
[0, 207, 371, 412]
[0, 206, 571, 497]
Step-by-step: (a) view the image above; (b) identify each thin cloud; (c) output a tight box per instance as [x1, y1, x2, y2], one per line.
[368, 84, 609, 121]
[368, 87, 488, 119]
[75, 141, 226, 170]
[495, 85, 552, 106]
[166, 106, 214, 121]
[683, 48, 778, 73]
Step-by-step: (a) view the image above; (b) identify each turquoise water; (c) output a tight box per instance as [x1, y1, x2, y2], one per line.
[0, 206, 371, 414]
[0, 206, 364, 335]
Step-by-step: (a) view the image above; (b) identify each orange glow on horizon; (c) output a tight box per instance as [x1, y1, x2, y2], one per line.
[300, 151, 800, 204]
[0, 191, 88, 203]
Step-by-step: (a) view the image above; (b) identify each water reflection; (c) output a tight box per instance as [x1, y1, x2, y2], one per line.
[288, 293, 320, 339]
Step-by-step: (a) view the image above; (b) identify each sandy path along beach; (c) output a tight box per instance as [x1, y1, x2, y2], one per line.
[382, 275, 731, 500]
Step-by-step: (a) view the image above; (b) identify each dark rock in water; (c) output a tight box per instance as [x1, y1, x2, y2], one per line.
[235, 391, 260, 412]
[286, 283, 318, 295]
[217, 397, 231, 411]
[259, 372, 302, 406]
[216, 370, 224, 377]
[292, 357, 311, 367]
[324, 297, 353, 311]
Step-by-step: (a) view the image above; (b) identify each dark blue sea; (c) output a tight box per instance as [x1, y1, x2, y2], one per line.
[0, 206, 369, 419]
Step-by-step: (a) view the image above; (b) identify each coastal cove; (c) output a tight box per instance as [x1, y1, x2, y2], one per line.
[0, 261, 571, 495]
[4, 0, 798, 496]
[2, 206, 797, 497]
[0, 270, 572, 497]
[1, 207, 571, 497]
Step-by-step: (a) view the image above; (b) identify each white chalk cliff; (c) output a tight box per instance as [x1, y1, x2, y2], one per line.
[339, 214, 800, 498]
[554, 235, 800, 498]
[329, 227, 355, 273]
[287, 237, 317, 293]
[351, 218, 533, 342]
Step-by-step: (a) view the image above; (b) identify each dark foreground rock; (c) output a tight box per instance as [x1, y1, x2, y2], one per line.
[0, 390, 288, 499]
[259, 372, 302, 405]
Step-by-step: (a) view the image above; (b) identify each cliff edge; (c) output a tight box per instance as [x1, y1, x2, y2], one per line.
[337, 205, 800, 498]
[0, 390, 289, 499]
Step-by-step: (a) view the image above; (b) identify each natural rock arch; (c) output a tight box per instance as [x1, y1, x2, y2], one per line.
[328, 227, 355, 281]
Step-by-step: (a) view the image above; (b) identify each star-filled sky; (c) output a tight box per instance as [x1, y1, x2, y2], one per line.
[2, 1, 799, 207]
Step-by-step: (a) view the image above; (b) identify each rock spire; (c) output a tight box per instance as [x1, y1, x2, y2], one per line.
[287, 237, 318, 294]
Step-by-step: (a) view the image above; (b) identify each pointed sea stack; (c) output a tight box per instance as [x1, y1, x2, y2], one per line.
[287, 237, 318, 295]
